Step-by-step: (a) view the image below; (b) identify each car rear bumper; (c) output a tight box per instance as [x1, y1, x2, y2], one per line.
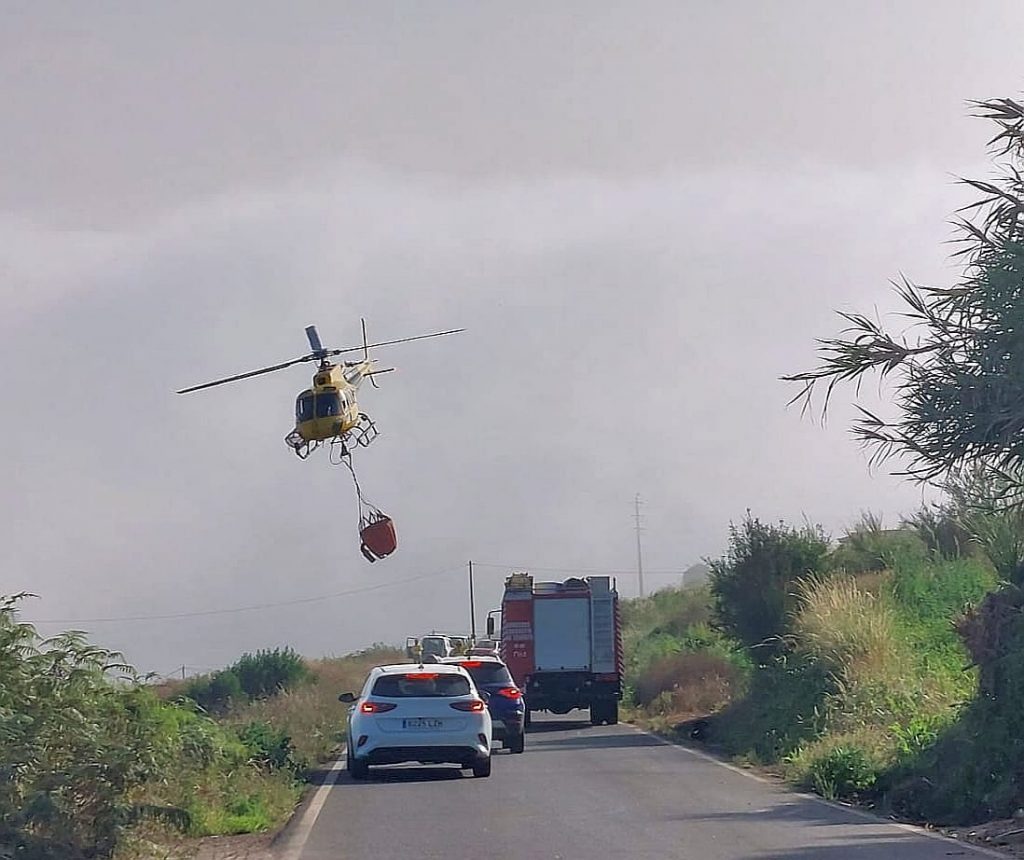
[492, 716, 524, 739]
[357, 745, 489, 766]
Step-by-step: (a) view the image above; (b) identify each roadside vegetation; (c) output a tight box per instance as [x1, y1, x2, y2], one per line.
[626, 95, 1024, 827]
[0, 593, 399, 859]
[622, 507, 1004, 822]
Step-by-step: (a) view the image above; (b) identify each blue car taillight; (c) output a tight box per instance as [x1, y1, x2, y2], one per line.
[495, 687, 522, 700]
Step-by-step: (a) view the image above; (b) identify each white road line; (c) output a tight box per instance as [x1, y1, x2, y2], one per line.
[278, 752, 346, 860]
[626, 724, 1009, 859]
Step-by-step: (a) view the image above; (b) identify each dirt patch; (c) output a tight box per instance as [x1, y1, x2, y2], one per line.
[130, 832, 277, 860]
[194, 834, 276, 860]
[952, 817, 1024, 858]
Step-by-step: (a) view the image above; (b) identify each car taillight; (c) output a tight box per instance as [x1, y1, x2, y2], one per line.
[450, 699, 486, 712]
[360, 701, 397, 713]
[496, 687, 522, 700]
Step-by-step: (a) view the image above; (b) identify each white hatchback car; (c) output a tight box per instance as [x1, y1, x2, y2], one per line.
[340, 663, 493, 779]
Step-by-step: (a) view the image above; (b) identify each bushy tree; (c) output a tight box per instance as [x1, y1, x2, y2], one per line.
[709, 514, 830, 650]
[0, 595, 172, 858]
[786, 99, 1024, 497]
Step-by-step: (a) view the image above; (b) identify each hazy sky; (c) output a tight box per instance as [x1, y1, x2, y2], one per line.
[3, 2, 1023, 675]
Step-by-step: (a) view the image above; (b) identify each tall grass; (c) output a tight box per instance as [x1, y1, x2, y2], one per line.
[793, 575, 908, 685]
[224, 645, 405, 768]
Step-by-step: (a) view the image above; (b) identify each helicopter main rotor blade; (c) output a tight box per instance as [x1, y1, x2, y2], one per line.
[305, 325, 325, 355]
[327, 328, 465, 357]
[176, 355, 314, 394]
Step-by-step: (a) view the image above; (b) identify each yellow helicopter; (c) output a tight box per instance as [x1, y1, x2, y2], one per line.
[176, 320, 463, 460]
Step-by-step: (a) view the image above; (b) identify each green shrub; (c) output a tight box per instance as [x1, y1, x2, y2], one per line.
[179, 647, 313, 716]
[889, 714, 946, 764]
[807, 744, 879, 800]
[889, 553, 994, 690]
[829, 513, 927, 575]
[236, 720, 297, 771]
[710, 514, 830, 650]
[710, 654, 832, 763]
[230, 647, 311, 699]
[181, 669, 244, 715]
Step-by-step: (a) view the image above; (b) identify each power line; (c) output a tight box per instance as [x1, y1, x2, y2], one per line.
[634, 493, 646, 598]
[28, 567, 462, 625]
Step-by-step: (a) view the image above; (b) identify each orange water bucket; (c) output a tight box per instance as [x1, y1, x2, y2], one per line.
[360, 516, 397, 562]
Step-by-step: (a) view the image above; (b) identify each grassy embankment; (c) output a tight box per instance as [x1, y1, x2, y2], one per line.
[0, 593, 400, 859]
[621, 512, 1024, 825]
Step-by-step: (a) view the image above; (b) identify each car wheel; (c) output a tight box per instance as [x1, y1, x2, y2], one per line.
[590, 704, 603, 725]
[507, 730, 525, 754]
[347, 750, 369, 781]
[472, 755, 492, 778]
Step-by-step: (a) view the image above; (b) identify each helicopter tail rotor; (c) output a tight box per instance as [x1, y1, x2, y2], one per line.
[360, 318, 381, 388]
[360, 319, 396, 388]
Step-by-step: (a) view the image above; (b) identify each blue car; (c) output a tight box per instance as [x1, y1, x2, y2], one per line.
[442, 656, 525, 753]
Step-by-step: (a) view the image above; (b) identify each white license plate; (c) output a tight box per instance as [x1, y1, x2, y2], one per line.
[403, 718, 443, 730]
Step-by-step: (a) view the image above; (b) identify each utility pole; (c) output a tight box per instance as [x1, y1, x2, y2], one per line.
[634, 494, 646, 598]
[181, 665, 186, 680]
[468, 560, 477, 640]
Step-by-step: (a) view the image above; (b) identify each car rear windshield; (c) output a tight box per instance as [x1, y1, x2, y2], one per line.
[371, 673, 471, 698]
[421, 638, 447, 655]
[458, 662, 513, 686]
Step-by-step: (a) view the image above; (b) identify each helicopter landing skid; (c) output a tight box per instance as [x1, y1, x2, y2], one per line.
[284, 430, 321, 460]
[353, 413, 379, 448]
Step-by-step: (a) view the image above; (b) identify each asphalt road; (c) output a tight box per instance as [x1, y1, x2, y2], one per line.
[292, 712, 996, 860]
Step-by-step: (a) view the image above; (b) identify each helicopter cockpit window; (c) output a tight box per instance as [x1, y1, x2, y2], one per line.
[296, 394, 315, 423]
[315, 391, 342, 418]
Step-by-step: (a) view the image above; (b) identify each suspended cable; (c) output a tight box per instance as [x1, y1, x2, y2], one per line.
[29, 567, 462, 625]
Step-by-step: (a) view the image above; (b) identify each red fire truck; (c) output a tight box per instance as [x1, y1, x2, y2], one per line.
[490, 572, 623, 726]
